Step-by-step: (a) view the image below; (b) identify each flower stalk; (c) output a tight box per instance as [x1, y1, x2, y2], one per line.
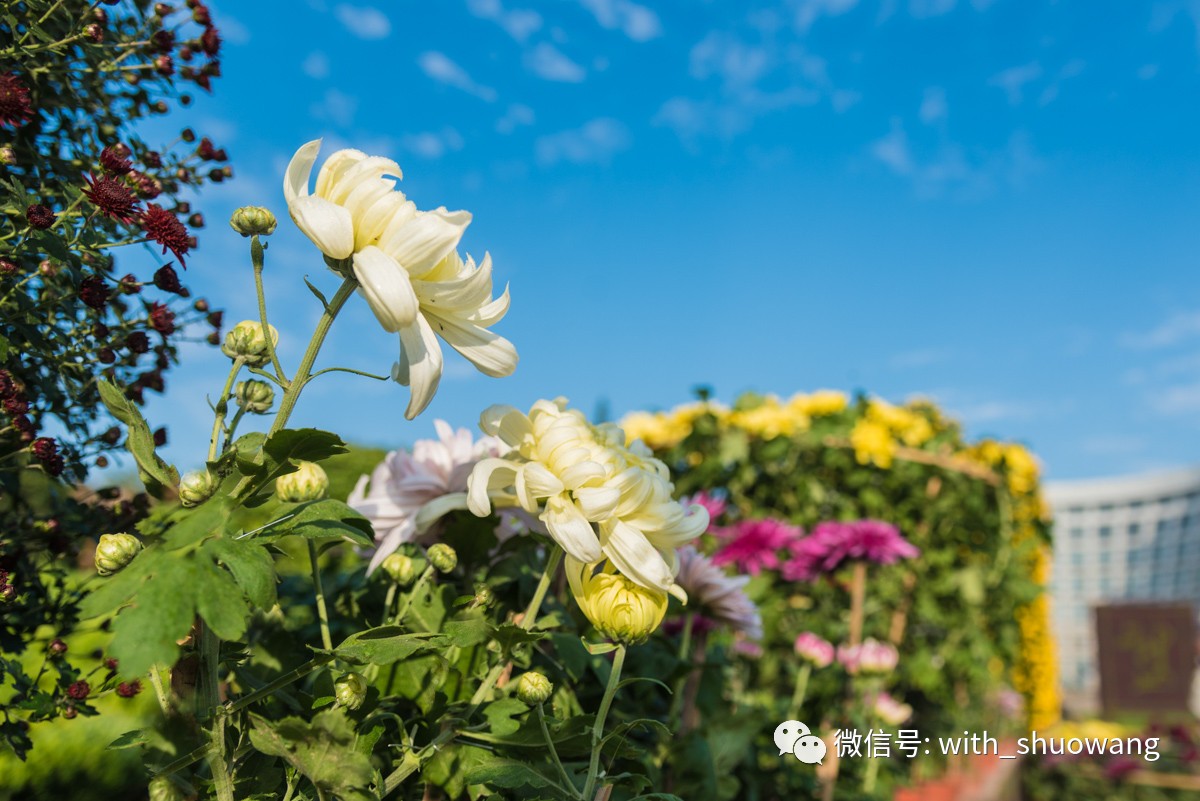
[582, 644, 626, 801]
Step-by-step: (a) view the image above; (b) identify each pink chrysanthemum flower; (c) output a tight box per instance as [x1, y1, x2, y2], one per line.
[794, 631, 835, 668]
[782, 519, 919, 581]
[685, 491, 727, 527]
[712, 517, 804, 575]
[674, 546, 762, 640]
[351, 420, 516, 573]
[873, 692, 913, 726]
[837, 638, 898, 676]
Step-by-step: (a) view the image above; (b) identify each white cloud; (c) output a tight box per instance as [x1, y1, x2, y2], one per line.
[1079, 435, 1147, 456]
[988, 62, 1042, 105]
[1150, 382, 1200, 415]
[466, 0, 543, 42]
[334, 4, 391, 39]
[302, 51, 330, 79]
[653, 97, 750, 146]
[831, 89, 861, 112]
[1121, 311, 1200, 349]
[495, 103, 535, 134]
[870, 120, 914, 174]
[577, 0, 662, 41]
[1038, 58, 1085, 106]
[919, 87, 947, 124]
[402, 128, 465, 159]
[211, 8, 250, 44]
[536, 118, 631, 166]
[870, 121, 1041, 198]
[1138, 63, 1160, 79]
[791, 0, 858, 31]
[417, 51, 498, 101]
[524, 43, 586, 82]
[310, 88, 358, 127]
[690, 32, 772, 89]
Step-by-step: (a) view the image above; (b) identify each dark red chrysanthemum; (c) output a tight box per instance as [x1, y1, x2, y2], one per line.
[125, 331, 150, 353]
[26, 204, 55, 230]
[153, 427, 167, 446]
[153, 263, 183, 294]
[116, 680, 142, 698]
[200, 26, 221, 56]
[0, 259, 15, 276]
[197, 136, 216, 160]
[31, 437, 57, 461]
[4, 396, 29, 416]
[0, 73, 33, 128]
[151, 29, 175, 53]
[66, 680, 90, 700]
[84, 173, 140, 223]
[142, 150, 162, 168]
[99, 145, 132, 175]
[140, 204, 189, 267]
[148, 301, 176, 336]
[192, 2, 212, 25]
[79, 276, 110, 310]
[131, 171, 163, 199]
[0, 370, 12, 397]
[141, 371, 164, 393]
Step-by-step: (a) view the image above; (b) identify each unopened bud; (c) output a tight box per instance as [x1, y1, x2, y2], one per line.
[0, 146, 14, 165]
[334, 672, 368, 710]
[515, 670, 553, 705]
[95, 533, 143, 576]
[427, 544, 457, 574]
[275, 461, 328, 503]
[178, 469, 217, 507]
[234, 379, 274, 414]
[221, 320, 278, 367]
[471, 582, 495, 609]
[229, 206, 277, 237]
[149, 776, 186, 801]
[380, 553, 416, 586]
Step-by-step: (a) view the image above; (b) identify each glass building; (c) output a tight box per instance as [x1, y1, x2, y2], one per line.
[1045, 466, 1200, 709]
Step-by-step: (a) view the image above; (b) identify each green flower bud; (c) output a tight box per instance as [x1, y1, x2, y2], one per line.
[427, 543, 457, 573]
[95, 533, 143, 576]
[275, 461, 328, 503]
[471, 582, 495, 609]
[178, 469, 218, 507]
[234, 379, 274, 414]
[515, 671, 553, 705]
[149, 776, 186, 801]
[380, 553, 417, 586]
[221, 320, 279, 367]
[229, 205, 278, 237]
[334, 672, 368, 711]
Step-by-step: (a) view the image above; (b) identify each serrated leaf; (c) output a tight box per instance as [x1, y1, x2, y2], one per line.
[247, 710, 374, 801]
[335, 627, 439, 665]
[252, 499, 372, 546]
[464, 758, 558, 791]
[237, 429, 347, 500]
[109, 557, 198, 675]
[163, 497, 231, 550]
[483, 697, 528, 737]
[440, 616, 492, 648]
[96, 378, 179, 496]
[78, 547, 159, 619]
[204, 538, 276, 609]
[194, 558, 250, 641]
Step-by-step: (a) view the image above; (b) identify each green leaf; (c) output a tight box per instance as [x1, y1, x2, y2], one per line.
[464, 758, 557, 791]
[204, 538, 277, 609]
[251, 499, 373, 547]
[247, 710, 375, 801]
[78, 547, 158, 618]
[163, 497, 232, 550]
[109, 556, 198, 675]
[483, 697, 528, 737]
[233, 431, 267, 475]
[194, 558, 250, 641]
[440, 616, 493, 648]
[335, 627, 439, 665]
[492, 623, 546, 653]
[236, 428, 347, 501]
[97, 378, 179, 496]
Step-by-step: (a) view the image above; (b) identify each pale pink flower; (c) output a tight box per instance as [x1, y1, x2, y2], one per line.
[836, 638, 898, 676]
[350, 420, 504, 573]
[685, 491, 727, 527]
[794, 632, 835, 668]
[873, 692, 913, 726]
[674, 546, 763, 640]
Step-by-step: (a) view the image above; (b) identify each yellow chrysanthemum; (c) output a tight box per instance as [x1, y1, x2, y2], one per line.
[787, 389, 848, 418]
[850, 417, 896, 468]
[728, 396, 804, 439]
[866, 399, 934, 447]
[568, 560, 669, 645]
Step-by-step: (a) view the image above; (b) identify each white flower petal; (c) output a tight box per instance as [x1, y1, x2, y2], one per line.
[381, 208, 471, 279]
[573, 485, 620, 520]
[353, 246, 418, 332]
[314, 147, 368, 199]
[466, 457, 517, 516]
[414, 492, 468, 532]
[424, 312, 517, 378]
[283, 139, 323, 203]
[522, 462, 565, 499]
[288, 194, 355, 260]
[601, 518, 675, 594]
[396, 315, 444, 420]
[543, 495, 602, 563]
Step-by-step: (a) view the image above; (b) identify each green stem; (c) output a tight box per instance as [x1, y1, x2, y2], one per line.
[538, 704, 580, 798]
[308, 539, 334, 652]
[197, 622, 220, 722]
[208, 359, 244, 462]
[222, 407, 247, 452]
[667, 612, 694, 728]
[391, 566, 435, 626]
[788, 663, 812, 720]
[251, 235, 288, 384]
[582, 644, 626, 801]
[208, 714, 235, 801]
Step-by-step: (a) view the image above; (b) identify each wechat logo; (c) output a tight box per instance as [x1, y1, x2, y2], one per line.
[774, 720, 828, 765]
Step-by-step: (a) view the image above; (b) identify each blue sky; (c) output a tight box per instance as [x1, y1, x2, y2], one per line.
[123, 0, 1200, 483]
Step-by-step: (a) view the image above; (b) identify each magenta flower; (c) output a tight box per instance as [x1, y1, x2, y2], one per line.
[782, 520, 919, 581]
[712, 517, 804, 575]
[794, 632, 835, 668]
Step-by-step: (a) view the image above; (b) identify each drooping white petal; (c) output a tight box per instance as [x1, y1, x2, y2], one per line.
[573, 485, 621, 520]
[543, 495, 602, 563]
[466, 457, 518, 516]
[423, 312, 518, 378]
[288, 195, 355, 260]
[353, 246, 418, 332]
[601, 518, 676, 595]
[380, 208, 472, 279]
[283, 139, 322, 203]
[396, 315, 445, 420]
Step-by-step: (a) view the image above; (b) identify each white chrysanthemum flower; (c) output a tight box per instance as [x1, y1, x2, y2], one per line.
[349, 420, 504, 574]
[673, 546, 763, 640]
[283, 139, 517, 419]
[467, 399, 709, 599]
